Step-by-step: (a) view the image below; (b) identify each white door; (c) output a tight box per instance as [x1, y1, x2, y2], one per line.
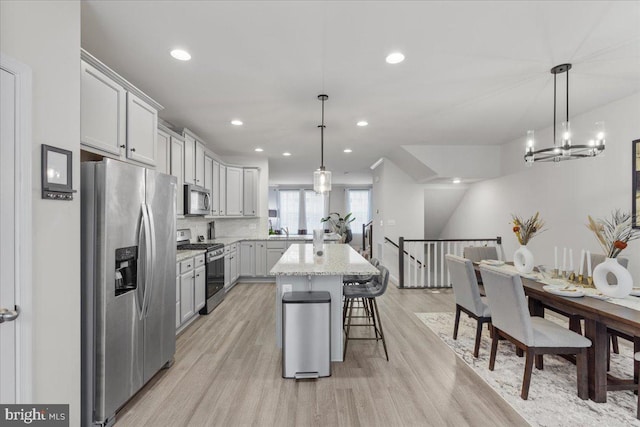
[1, 56, 32, 404]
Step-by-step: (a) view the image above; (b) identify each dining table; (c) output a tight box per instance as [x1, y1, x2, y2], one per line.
[474, 262, 640, 403]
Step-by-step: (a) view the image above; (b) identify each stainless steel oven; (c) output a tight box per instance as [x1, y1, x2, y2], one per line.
[201, 246, 225, 314]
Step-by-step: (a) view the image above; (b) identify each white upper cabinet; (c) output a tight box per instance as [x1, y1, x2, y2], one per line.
[80, 60, 126, 156]
[204, 155, 213, 215]
[195, 141, 205, 187]
[226, 166, 244, 216]
[126, 92, 157, 166]
[170, 136, 185, 216]
[80, 51, 162, 166]
[219, 164, 227, 216]
[183, 133, 196, 186]
[211, 160, 220, 216]
[156, 128, 170, 175]
[243, 168, 259, 217]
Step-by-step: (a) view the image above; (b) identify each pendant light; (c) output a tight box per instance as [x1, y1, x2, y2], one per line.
[313, 94, 332, 193]
[524, 63, 606, 164]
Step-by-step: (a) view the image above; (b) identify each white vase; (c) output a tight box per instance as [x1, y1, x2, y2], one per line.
[593, 257, 633, 298]
[513, 245, 534, 274]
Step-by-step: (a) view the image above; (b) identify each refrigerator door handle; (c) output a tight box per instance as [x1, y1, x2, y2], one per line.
[144, 203, 156, 317]
[139, 203, 153, 319]
[136, 205, 146, 318]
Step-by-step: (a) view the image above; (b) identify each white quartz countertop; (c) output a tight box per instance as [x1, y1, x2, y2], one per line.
[176, 249, 206, 262]
[270, 243, 379, 276]
[196, 233, 341, 247]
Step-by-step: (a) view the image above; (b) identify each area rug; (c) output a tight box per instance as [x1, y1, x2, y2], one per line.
[415, 312, 640, 427]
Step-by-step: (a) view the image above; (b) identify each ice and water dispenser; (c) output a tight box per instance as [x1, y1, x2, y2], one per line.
[115, 246, 138, 296]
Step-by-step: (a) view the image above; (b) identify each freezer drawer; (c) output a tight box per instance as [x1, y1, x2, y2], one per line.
[282, 291, 331, 379]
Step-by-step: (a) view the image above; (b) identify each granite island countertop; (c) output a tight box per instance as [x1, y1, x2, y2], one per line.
[193, 233, 341, 247]
[270, 243, 378, 276]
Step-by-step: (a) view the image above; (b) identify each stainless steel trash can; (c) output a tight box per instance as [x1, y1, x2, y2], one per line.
[282, 291, 331, 379]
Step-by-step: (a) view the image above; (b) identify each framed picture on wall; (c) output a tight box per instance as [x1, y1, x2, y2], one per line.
[634, 139, 640, 229]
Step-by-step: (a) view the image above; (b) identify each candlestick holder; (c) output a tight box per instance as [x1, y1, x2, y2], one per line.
[586, 276, 594, 288]
[567, 272, 576, 282]
[552, 268, 559, 279]
[577, 274, 584, 286]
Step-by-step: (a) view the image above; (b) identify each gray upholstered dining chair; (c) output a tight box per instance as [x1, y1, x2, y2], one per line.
[445, 254, 491, 358]
[636, 352, 640, 419]
[479, 265, 591, 400]
[343, 265, 390, 361]
[343, 258, 379, 285]
[463, 246, 498, 263]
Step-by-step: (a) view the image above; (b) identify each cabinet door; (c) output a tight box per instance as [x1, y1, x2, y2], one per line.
[229, 252, 238, 285]
[180, 271, 194, 323]
[240, 242, 255, 276]
[175, 275, 181, 328]
[80, 60, 126, 156]
[211, 160, 220, 216]
[126, 92, 157, 166]
[195, 141, 205, 187]
[224, 254, 231, 290]
[184, 134, 196, 185]
[170, 137, 185, 216]
[226, 166, 244, 216]
[255, 242, 267, 276]
[267, 248, 285, 274]
[219, 165, 227, 216]
[234, 252, 241, 282]
[194, 266, 206, 311]
[157, 129, 170, 174]
[243, 168, 259, 217]
[204, 155, 213, 215]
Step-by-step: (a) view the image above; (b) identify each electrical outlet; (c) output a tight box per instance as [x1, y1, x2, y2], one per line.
[282, 284, 292, 294]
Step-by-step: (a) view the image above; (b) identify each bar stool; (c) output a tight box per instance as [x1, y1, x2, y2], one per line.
[343, 265, 390, 361]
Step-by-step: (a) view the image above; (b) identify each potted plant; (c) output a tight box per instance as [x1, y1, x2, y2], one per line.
[321, 212, 355, 243]
[511, 212, 546, 274]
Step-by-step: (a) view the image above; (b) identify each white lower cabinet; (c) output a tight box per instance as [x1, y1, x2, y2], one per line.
[180, 271, 194, 323]
[194, 265, 206, 312]
[175, 264, 181, 328]
[266, 241, 286, 274]
[255, 242, 267, 276]
[225, 244, 239, 291]
[240, 242, 255, 276]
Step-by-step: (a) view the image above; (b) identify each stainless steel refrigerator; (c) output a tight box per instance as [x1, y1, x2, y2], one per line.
[81, 159, 177, 426]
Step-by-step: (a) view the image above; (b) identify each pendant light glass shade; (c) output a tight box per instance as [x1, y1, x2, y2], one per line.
[314, 168, 332, 194]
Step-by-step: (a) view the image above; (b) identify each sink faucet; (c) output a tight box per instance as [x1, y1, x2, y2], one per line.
[280, 227, 289, 238]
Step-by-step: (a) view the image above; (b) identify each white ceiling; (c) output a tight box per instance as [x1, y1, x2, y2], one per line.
[81, 1, 640, 185]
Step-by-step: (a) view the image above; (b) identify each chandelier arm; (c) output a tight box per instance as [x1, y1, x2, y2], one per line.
[553, 70, 557, 146]
[566, 66, 569, 123]
[321, 97, 325, 168]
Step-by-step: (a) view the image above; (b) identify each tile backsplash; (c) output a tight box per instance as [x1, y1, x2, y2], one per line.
[177, 216, 269, 240]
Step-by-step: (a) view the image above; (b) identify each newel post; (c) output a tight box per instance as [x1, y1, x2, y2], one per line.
[399, 236, 405, 288]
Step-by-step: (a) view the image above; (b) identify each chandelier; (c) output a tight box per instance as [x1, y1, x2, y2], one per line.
[524, 63, 606, 164]
[313, 94, 332, 193]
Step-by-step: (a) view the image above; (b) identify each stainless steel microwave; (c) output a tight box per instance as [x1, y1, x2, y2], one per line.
[184, 184, 211, 215]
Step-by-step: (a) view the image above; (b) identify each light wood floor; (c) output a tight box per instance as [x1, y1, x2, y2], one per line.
[115, 282, 528, 426]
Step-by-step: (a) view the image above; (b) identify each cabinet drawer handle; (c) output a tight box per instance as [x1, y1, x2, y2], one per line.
[130, 147, 136, 152]
[120, 145, 125, 149]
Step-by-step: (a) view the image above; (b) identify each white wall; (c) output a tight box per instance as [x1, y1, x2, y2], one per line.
[1, 1, 81, 425]
[372, 159, 425, 280]
[424, 185, 468, 239]
[440, 93, 640, 281]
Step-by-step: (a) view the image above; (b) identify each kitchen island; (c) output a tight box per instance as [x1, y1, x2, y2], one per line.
[271, 243, 379, 361]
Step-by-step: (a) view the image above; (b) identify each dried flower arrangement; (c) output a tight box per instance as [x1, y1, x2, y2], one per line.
[587, 210, 640, 258]
[512, 212, 546, 245]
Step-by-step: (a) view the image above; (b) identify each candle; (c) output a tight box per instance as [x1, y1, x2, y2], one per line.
[578, 249, 585, 275]
[562, 247, 567, 272]
[569, 249, 573, 272]
[587, 251, 592, 276]
[554, 247, 558, 270]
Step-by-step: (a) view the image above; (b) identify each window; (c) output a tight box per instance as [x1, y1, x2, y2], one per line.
[305, 190, 326, 232]
[278, 190, 300, 232]
[347, 189, 371, 235]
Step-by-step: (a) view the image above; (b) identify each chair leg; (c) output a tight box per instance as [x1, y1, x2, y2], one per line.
[611, 334, 619, 354]
[368, 298, 380, 339]
[489, 326, 499, 371]
[516, 348, 524, 357]
[576, 348, 588, 400]
[521, 348, 535, 400]
[535, 354, 543, 370]
[453, 304, 461, 340]
[372, 298, 389, 361]
[343, 298, 355, 359]
[569, 316, 582, 334]
[473, 319, 483, 358]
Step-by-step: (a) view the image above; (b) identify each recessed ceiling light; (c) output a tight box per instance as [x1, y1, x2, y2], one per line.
[452, 178, 462, 184]
[356, 121, 368, 127]
[385, 52, 405, 64]
[170, 49, 191, 61]
[282, 152, 291, 156]
[344, 148, 353, 153]
[255, 148, 264, 152]
[230, 120, 243, 126]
